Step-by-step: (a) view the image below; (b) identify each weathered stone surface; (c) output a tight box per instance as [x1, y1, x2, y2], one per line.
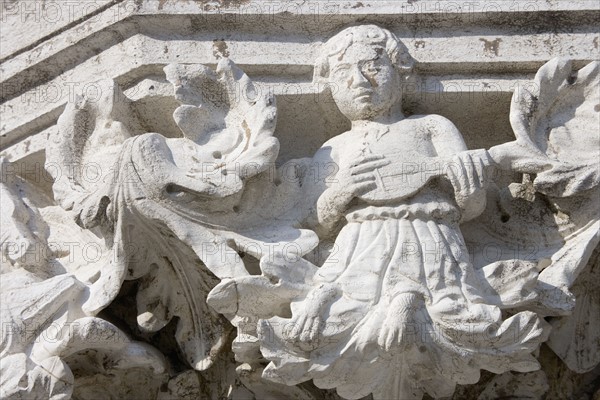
[1, 2, 599, 399]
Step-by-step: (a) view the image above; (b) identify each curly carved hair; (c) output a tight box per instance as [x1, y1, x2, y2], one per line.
[314, 25, 414, 83]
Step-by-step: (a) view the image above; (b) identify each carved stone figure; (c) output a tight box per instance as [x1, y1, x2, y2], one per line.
[209, 25, 558, 399]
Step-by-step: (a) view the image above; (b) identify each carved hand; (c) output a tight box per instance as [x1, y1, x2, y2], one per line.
[317, 154, 390, 225]
[446, 149, 493, 221]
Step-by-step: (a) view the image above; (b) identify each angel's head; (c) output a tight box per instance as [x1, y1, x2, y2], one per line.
[315, 25, 413, 121]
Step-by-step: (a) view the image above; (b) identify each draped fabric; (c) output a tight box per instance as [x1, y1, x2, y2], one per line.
[260, 206, 548, 399]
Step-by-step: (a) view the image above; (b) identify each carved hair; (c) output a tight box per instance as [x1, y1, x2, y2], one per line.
[314, 24, 414, 83]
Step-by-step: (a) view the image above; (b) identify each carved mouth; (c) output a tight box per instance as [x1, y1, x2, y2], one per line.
[354, 91, 372, 101]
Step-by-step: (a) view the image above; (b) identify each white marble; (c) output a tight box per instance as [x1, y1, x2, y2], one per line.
[1, 3, 599, 399]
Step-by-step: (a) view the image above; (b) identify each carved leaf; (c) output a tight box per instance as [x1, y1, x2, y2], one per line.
[0, 159, 50, 273]
[1, 267, 165, 399]
[45, 61, 283, 371]
[510, 58, 600, 197]
[464, 58, 600, 377]
[47, 79, 144, 225]
[546, 247, 600, 373]
[125, 210, 232, 370]
[164, 58, 278, 195]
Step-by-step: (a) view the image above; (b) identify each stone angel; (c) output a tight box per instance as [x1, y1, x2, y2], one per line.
[208, 25, 599, 399]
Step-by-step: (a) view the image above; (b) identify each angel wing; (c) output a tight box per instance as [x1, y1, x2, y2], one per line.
[463, 58, 600, 373]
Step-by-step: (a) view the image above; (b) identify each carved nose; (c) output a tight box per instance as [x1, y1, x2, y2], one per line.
[349, 66, 369, 88]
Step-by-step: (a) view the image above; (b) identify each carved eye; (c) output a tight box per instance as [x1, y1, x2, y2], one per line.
[332, 65, 350, 79]
[363, 61, 380, 75]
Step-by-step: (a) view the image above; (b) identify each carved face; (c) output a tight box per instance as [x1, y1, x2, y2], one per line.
[327, 43, 400, 121]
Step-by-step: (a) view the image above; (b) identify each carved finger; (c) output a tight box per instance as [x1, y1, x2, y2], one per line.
[455, 154, 470, 193]
[299, 316, 317, 344]
[396, 321, 409, 350]
[350, 158, 390, 175]
[385, 324, 399, 352]
[462, 153, 478, 189]
[480, 149, 495, 167]
[350, 173, 376, 184]
[309, 316, 322, 343]
[355, 325, 378, 355]
[378, 324, 394, 352]
[351, 181, 377, 196]
[446, 163, 461, 193]
[477, 155, 489, 186]
[377, 326, 388, 349]
[468, 155, 484, 191]
[351, 154, 385, 167]
[293, 314, 309, 339]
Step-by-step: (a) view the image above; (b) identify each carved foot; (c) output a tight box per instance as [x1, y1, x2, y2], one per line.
[293, 283, 340, 351]
[378, 293, 420, 353]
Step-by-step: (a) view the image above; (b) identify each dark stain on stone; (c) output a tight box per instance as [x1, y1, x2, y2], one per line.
[337, 45, 350, 62]
[415, 40, 426, 49]
[479, 38, 502, 56]
[223, 0, 251, 8]
[593, 37, 599, 49]
[351, 2, 364, 8]
[543, 36, 556, 51]
[240, 120, 252, 152]
[594, 104, 600, 112]
[366, 74, 378, 87]
[212, 39, 230, 59]
[196, 0, 250, 9]
[158, 0, 250, 11]
[407, 0, 419, 3]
